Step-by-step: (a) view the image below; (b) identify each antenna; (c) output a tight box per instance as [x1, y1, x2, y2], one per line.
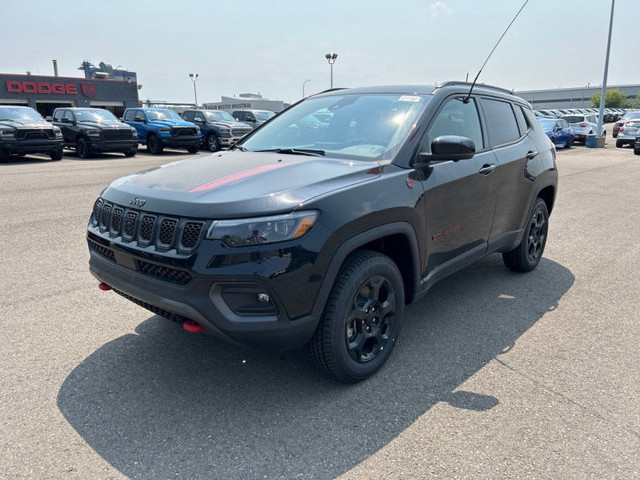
[463, 0, 529, 103]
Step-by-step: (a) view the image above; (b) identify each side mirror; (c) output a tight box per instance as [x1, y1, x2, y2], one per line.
[45, 116, 52, 122]
[134, 116, 145, 123]
[60, 117, 70, 124]
[119, 117, 124, 122]
[416, 135, 476, 165]
[194, 118, 204, 123]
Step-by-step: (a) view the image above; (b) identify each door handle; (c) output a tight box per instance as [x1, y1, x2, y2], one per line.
[526, 150, 538, 159]
[479, 164, 497, 175]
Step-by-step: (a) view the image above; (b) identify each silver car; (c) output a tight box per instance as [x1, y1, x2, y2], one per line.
[561, 114, 604, 143]
[616, 119, 640, 148]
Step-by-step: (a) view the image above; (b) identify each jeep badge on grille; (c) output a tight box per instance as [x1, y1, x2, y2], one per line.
[129, 197, 146, 207]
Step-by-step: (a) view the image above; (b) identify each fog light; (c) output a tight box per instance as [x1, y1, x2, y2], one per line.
[257, 293, 270, 303]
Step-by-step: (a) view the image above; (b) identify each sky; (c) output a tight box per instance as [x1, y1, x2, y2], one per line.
[2, 0, 639, 105]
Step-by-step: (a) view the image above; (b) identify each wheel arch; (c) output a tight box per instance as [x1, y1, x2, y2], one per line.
[311, 222, 421, 316]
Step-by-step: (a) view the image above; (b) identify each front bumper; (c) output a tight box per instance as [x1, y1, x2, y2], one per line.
[157, 134, 202, 149]
[89, 138, 138, 153]
[1, 138, 63, 154]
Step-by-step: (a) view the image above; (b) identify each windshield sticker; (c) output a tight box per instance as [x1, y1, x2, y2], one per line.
[398, 96, 422, 102]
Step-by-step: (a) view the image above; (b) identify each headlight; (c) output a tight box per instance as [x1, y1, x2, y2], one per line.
[195, 126, 201, 134]
[0, 129, 14, 137]
[52, 126, 61, 134]
[206, 211, 318, 247]
[87, 130, 101, 136]
[131, 128, 138, 137]
[158, 127, 171, 133]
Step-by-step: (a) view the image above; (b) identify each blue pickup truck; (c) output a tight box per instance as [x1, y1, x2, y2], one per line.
[123, 108, 202, 154]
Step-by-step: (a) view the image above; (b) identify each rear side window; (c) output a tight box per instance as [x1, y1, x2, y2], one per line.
[426, 97, 484, 151]
[513, 105, 527, 135]
[482, 98, 521, 146]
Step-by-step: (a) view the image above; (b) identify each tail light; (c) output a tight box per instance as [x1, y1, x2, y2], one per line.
[579, 123, 588, 127]
[619, 126, 624, 132]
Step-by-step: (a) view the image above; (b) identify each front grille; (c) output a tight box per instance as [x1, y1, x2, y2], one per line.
[171, 127, 197, 136]
[103, 129, 132, 140]
[89, 199, 207, 253]
[113, 288, 186, 324]
[158, 218, 178, 245]
[181, 222, 204, 248]
[15, 129, 55, 140]
[231, 128, 251, 137]
[138, 260, 193, 285]
[88, 239, 116, 262]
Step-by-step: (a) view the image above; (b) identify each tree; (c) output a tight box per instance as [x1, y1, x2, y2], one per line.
[590, 89, 632, 108]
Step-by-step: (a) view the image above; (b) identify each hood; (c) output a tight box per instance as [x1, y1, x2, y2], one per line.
[210, 121, 250, 129]
[78, 120, 131, 129]
[148, 119, 195, 128]
[0, 119, 52, 129]
[101, 151, 382, 218]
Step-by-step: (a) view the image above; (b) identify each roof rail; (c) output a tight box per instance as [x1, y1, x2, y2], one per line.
[436, 81, 515, 96]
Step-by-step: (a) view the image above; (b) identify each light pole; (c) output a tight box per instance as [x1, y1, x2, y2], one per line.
[596, 0, 615, 138]
[302, 79, 311, 98]
[325, 53, 338, 88]
[189, 73, 199, 107]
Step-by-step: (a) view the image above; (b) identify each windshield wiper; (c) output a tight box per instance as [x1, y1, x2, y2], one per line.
[254, 148, 325, 157]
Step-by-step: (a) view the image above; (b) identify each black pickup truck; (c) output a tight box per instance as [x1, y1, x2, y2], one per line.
[87, 83, 557, 382]
[0, 106, 63, 161]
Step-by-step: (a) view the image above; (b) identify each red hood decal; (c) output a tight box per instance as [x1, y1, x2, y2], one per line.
[188, 163, 288, 193]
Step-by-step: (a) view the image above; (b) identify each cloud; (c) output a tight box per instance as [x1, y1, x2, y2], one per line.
[429, 0, 453, 18]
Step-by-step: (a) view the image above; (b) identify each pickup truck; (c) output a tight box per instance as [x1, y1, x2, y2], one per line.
[123, 108, 202, 154]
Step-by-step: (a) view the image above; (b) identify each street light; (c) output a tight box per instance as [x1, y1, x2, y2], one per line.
[189, 73, 199, 107]
[325, 53, 338, 88]
[302, 79, 311, 98]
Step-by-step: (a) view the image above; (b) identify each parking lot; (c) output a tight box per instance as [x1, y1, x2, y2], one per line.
[1, 141, 639, 479]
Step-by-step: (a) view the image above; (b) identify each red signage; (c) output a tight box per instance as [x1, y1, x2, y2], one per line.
[6, 80, 81, 95]
[81, 82, 97, 98]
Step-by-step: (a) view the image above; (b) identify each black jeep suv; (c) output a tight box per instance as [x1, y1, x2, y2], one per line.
[87, 83, 557, 382]
[52, 108, 138, 159]
[0, 106, 63, 161]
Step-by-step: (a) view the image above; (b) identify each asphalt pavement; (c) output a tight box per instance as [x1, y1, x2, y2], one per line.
[0, 141, 638, 479]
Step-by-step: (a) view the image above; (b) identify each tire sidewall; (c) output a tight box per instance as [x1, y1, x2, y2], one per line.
[522, 199, 549, 270]
[207, 134, 219, 152]
[327, 256, 405, 380]
[76, 138, 89, 158]
[147, 135, 161, 154]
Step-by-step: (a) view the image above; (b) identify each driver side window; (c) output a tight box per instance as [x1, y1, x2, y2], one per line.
[425, 97, 484, 152]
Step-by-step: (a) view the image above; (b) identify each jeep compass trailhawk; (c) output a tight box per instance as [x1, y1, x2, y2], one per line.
[88, 83, 557, 382]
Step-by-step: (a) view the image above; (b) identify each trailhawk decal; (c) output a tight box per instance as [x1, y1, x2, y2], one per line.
[188, 163, 289, 193]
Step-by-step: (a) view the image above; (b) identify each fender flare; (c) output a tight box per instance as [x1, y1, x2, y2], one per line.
[311, 221, 422, 316]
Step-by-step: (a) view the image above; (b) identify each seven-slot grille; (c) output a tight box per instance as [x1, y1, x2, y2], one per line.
[231, 128, 251, 138]
[103, 129, 133, 140]
[15, 129, 55, 140]
[171, 127, 197, 136]
[91, 198, 205, 253]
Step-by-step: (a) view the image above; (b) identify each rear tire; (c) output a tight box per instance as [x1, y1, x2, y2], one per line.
[634, 146, 640, 155]
[50, 149, 63, 161]
[307, 250, 404, 383]
[616, 140, 624, 148]
[565, 136, 573, 148]
[503, 198, 549, 273]
[147, 134, 163, 155]
[76, 138, 91, 159]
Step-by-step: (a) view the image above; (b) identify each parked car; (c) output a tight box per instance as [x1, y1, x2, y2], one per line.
[181, 109, 252, 152]
[232, 109, 276, 129]
[52, 108, 138, 158]
[613, 111, 640, 138]
[0, 106, 63, 161]
[615, 119, 640, 147]
[561, 114, 602, 142]
[87, 82, 557, 382]
[123, 108, 202, 154]
[537, 117, 574, 148]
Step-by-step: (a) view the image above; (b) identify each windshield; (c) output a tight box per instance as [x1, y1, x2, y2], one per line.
[145, 109, 183, 121]
[240, 93, 430, 161]
[537, 118, 557, 130]
[0, 107, 44, 123]
[622, 112, 640, 120]
[255, 111, 276, 121]
[75, 109, 118, 122]
[204, 111, 236, 122]
[563, 115, 585, 123]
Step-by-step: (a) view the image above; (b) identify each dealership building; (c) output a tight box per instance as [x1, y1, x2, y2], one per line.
[516, 84, 640, 109]
[0, 73, 139, 118]
[203, 93, 288, 113]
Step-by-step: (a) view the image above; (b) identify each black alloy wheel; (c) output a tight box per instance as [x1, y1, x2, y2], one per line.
[76, 138, 90, 159]
[147, 134, 163, 155]
[307, 250, 404, 383]
[503, 198, 549, 272]
[207, 134, 220, 152]
[187, 145, 200, 153]
[345, 275, 396, 363]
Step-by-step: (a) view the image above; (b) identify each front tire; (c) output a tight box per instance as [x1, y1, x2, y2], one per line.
[503, 198, 549, 272]
[124, 147, 138, 157]
[187, 145, 200, 154]
[565, 136, 573, 149]
[76, 138, 91, 159]
[147, 134, 163, 155]
[206, 133, 220, 152]
[50, 148, 63, 161]
[307, 250, 404, 383]
[0, 150, 10, 162]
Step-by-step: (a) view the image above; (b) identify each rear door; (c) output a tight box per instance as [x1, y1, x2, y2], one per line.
[481, 98, 538, 245]
[418, 96, 497, 282]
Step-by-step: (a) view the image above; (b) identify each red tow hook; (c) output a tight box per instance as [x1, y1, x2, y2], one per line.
[98, 282, 112, 291]
[183, 320, 205, 333]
